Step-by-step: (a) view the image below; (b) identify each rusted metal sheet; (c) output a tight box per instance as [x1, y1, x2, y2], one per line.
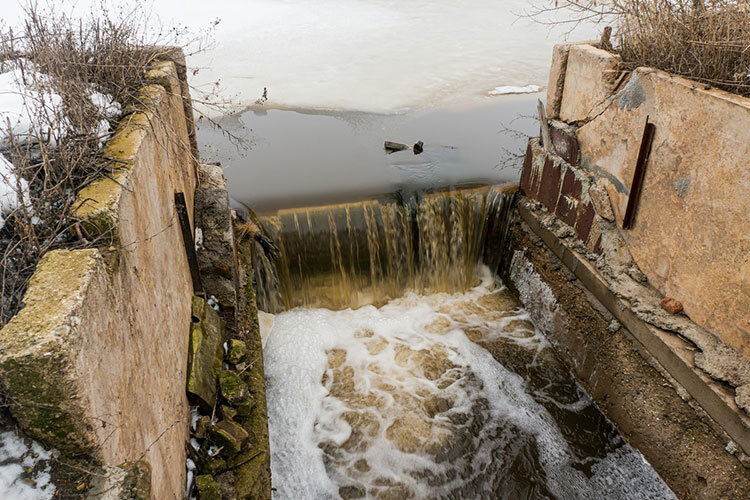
[175, 192, 205, 297]
[623, 117, 656, 229]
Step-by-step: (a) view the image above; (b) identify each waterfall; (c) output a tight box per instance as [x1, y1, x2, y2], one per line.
[253, 184, 517, 312]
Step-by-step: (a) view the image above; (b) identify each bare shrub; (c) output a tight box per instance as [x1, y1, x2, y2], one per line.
[0, 1, 223, 326]
[527, 0, 750, 96]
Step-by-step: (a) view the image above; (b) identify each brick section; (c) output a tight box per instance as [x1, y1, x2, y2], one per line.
[538, 157, 562, 213]
[520, 141, 603, 254]
[560, 167, 582, 199]
[574, 202, 596, 243]
[551, 126, 580, 165]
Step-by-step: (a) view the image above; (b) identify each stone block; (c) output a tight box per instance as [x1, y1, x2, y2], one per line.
[209, 420, 249, 458]
[227, 339, 247, 365]
[559, 44, 622, 123]
[195, 475, 222, 500]
[187, 296, 224, 411]
[220, 370, 249, 406]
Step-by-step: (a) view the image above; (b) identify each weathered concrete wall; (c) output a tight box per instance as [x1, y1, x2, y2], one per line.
[0, 56, 198, 499]
[503, 212, 750, 498]
[546, 43, 750, 359]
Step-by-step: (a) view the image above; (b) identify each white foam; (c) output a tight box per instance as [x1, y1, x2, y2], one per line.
[265, 266, 675, 498]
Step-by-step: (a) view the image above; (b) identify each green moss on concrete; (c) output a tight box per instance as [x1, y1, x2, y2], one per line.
[0, 249, 100, 454]
[229, 239, 272, 499]
[195, 474, 222, 500]
[0, 357, 95, 453]
[187, 296, 224, 411]
[227, 339, 247, 365]
[72, 83, 167, 239]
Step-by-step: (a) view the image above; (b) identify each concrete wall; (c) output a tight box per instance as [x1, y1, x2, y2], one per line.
[544, 43, 750, 359]
[504, 213, 750, 498]
[0, 56, 198, 499]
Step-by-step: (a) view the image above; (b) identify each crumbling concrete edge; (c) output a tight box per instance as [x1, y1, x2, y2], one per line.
[0, 249, 102, 453]
[73, 57, 197, 239]
[516, 202, 750, 456]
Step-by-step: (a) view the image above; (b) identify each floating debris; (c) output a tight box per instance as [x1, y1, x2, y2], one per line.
[384, 141, 409, 153]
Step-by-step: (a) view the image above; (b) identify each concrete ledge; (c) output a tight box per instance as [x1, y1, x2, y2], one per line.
[0, 249, 101, 452]
[516, 202, 750, 456]
[559, 44, 623, 123]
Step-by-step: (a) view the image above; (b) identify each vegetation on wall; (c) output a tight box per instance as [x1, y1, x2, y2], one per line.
[530, 0, 750, 96]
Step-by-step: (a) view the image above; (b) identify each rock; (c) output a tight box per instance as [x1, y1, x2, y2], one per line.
[235, 399, 255, 417]
[227, 339, 247, 365]
[195, 475, 222, 500]
[607, 319, 621, 333]
[209, 420, 249, 458]
[194, 416, 211, 439]
[660, 297, 683, 315]
[187, 297, 225, 411]
[588, 183, 615, 222]
[413, 141, 424, 154]
[220, 405, 237, 420]
[734, 385, 750, 415]
[205, 457, 226, 475]
[220, 370, 249, 405]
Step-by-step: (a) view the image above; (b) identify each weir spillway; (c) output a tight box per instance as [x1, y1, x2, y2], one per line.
[254, 185, 675, 499]
[254, 185, 516, 313]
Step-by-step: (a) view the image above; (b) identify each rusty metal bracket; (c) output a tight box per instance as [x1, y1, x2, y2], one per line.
[175, 192, 205, 297]
[623, 117, 656, 229]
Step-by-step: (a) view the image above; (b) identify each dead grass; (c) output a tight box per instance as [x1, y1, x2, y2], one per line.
[529, 0, 750, 96]
[0, 1, 222, 326]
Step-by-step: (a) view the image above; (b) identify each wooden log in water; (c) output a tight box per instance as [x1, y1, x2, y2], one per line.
[384, 141, 410, 152]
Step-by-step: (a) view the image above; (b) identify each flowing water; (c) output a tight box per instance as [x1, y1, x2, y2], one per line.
[258, 190, 676, 499]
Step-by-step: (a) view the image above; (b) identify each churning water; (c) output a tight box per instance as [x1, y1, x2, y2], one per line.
[263, 268, 675, 499]
[257, 190, 675, 499]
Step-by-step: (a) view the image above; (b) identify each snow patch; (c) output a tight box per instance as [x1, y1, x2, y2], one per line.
[0, 155, 29, 230]
[0, 431, 57, 499]
[489, 84, 541, 96]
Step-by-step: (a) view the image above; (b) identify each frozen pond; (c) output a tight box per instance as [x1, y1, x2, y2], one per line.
[5, 0, 595, 113]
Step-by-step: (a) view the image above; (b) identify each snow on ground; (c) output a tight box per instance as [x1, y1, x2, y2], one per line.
[0, 430, 57, 499]
[489, 84, 541, 96]
[0, 63, 120, 229]
[0, 155, 29, 230]
[3, 0, 598, 114]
